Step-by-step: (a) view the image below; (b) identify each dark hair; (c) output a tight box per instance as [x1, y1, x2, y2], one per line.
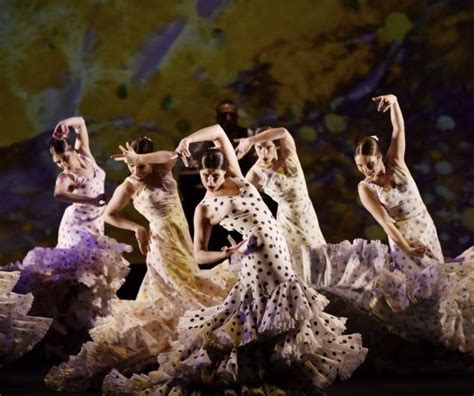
[199, 147, 227, 171]
[216, 99, 236, 113]
[129, 136, 154, 154]
[48, 137, 71, 155]
[354, 136, 382, 157]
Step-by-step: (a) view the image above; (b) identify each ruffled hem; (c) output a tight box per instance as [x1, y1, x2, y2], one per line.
[45, 263, 236, 391]
[0, 271, 52, 366]
[310, 239, 474, 353]
[8, 233, 131, 334]
[102, 278, 367, 394]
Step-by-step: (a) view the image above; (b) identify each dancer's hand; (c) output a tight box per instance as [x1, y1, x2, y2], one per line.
[111, 143, 141, 165]
[372, 95, 397, 112]
[92, 193, 107, 207]
[406, 242, 427, 257]
[221, 235, 246, 258]
[134, 226, 149, 255]
[234, 138, 253, 160]
[175, 138, 192, 167]
[52, 117, 85, 139]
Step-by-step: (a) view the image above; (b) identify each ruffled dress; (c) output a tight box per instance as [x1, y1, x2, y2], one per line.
[250, 153, 326, 283]
[45, 171, 236, 391]
[0, 271, 52, 366]
[10, 154, 130, 345]
[103, 177, 367, 395]
[311, 164, 474, 353]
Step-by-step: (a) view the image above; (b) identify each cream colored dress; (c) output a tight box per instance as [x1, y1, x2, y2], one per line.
[45, 170, 235, 391]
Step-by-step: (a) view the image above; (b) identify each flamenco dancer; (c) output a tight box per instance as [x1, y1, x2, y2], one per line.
[234, 126, 326, 283]
[0, 271, 52, 366]
[313, 94, 474, 353]
[103, 125, 367, 395]
[46, 136, 235, 391]
[10, 117, 130, 355]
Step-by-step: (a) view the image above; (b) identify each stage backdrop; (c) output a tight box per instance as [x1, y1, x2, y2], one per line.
[0, 0, 472, 264]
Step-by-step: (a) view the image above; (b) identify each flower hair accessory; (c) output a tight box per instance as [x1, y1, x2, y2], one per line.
[370, 135, 379, 142]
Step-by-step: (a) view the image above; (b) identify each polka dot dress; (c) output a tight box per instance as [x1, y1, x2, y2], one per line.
[9, 154, 130, 354]
[361, 163, 443, 271]
[57, 154, 106, 248]
[45, 170, 235, 392]
[310, 164, 474, 353]
[103, 177, 367, 395]
[251, 153, 326, 283]
[0, 271, 52, 367]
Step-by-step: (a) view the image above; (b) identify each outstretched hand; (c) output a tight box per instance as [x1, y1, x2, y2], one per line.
[234, 138, 252, 160]
[111, 142, 141, 165]
[372, 95, 397, 112]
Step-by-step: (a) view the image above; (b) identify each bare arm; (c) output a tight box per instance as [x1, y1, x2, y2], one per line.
[54, 117, 92, 158]
[245, 167, 264, 190]
[53, 173, 104, 206]
[104, 181, 149, 254]
[111, 144, 178, 172]
[193, 204, 231, 264]
[358, 183, 424, 256]
[176, 124, 243, 178]
[236, 127, 297, 160]
[373, 95, 405, 165]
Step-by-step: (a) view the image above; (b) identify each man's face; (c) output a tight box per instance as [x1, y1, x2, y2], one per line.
[217, 103, 238, 130]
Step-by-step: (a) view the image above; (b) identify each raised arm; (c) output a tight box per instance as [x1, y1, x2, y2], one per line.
[53, 173, 105, 206]
[104, 181, 149, 255]
[176, 124, 243, 178]
[235, 127, 297, 160]
[193, 204, 233, 264]
[372, 95, 405, 165]
[358, 183, 425, 257]
[53, 117, 92, 158]
[111, 143, 178, 172]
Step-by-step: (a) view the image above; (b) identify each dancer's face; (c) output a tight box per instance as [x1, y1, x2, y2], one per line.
[354, 155, 383, 178]
[51, 150, 76, 172]
[200, 168, 226, 192]
[128, 162, 153, 180]
[255, 141, 278, 166]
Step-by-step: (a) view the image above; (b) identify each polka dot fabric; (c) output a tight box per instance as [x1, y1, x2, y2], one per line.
[310, 164, 474, 352]
[57, 154, 106, 248]
[251, 153, 326, 283]
[103, 177, 367, 395]
[45, 170, 235, 392]
[0, 271, 52, 367]
[9, 154, 130, 345]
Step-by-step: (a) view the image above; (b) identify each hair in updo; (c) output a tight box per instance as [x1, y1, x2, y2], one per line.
[129, 136, 154, 154]
[199, 147, 227, 171]
[48, 137, 72, 155]
[354, 136, 382, 158]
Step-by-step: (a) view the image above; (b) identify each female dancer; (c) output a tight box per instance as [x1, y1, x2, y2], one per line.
[0, 271, 52, 366]
[234, 126, 326, 282]
[314, 95, 473, 353]
[11, 117, 130, 354]
[104, 125, 366, 395]
[46, 136, 235, 391]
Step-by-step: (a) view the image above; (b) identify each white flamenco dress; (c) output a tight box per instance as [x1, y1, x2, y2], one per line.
[45, 171, 236, 391]
[103, 177, 367, 395]
[311, 164, 474, 353]
[10, 154, 130, 348]
[0, 271, 52, 366]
